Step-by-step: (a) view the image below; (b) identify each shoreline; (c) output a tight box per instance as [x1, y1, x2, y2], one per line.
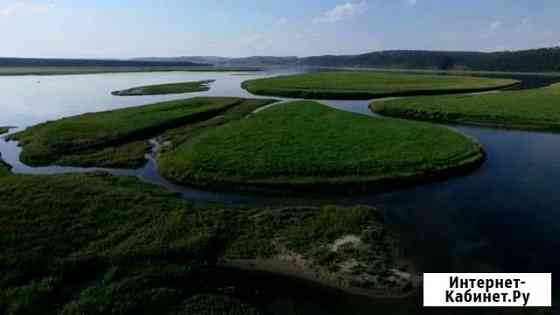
[221, 259, 418, 300]
[157, 144, 485, 196]
[0, 66, 263, 77]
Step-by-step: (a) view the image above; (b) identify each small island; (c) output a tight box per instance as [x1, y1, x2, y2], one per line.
[372, 83, 560, 131]
[0, 126, 12, 135]
[158, 101, 485, 192]
[111, 80, 215, 96]
[242, 71, 519, 100]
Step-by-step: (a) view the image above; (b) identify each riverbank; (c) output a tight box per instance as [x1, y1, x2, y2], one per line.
[242, 71, 519, 100]
[0, 169, 410, 313]
[372, 83, 560, 132]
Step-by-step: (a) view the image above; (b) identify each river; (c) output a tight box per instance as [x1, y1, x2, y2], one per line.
[1, 69, 560, 314]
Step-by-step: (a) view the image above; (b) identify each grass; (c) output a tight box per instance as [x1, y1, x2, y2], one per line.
[10, 97, 275, 167]
[0, 127, 10, 135]
[158, 101, 484, 192]
[112, 80, 215, 96]
[0, 171, 405, 314]
[0, 66, 262, 76]
[224, 206, 412, 296]
[0, 156, 10, 177]
[371, 83, 560, 132]
[242, 71, 519, 100]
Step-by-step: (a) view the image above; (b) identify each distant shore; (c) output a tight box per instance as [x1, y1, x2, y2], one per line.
[0, 66, 263, 76]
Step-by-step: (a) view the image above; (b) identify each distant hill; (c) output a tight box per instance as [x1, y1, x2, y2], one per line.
[4, 47, 560, 72]
[134, 56, 298, 67]
[136, 47, 560, 72]
[300, 48, 560, 72]
[0, 58, 210, 67]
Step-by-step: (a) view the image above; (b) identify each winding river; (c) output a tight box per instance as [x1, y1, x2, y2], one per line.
[2, 69, 560, 313]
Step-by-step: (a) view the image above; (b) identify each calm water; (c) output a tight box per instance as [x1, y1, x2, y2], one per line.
[2, 70, 560, 313]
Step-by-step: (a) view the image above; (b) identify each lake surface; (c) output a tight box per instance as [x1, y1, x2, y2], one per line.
[1, 69, 560, 313]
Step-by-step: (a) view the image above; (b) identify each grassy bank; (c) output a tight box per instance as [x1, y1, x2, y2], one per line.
[112, 80, 215, 96]
[0, 66, 261, 76]
[10, 97, 275, 167]
[242, 71, 519, 100]
[158, 101, 484, 192]
[372, 83, 560, 131]
[0, 171, 407, 314]
[0, 156, 10, 177]
[0, 127, 11, 135]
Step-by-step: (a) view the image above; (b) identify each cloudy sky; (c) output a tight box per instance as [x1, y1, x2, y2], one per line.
[0, 0, 559, 58]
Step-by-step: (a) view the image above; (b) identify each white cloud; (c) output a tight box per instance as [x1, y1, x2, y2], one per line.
[277, 17, 288, 25]
[315, 1, 367, 24]
[0, 1, 53, 17]
[489, 20, 502, 32]
[243, 33, 273, 51]
[407, 0, 417, 6]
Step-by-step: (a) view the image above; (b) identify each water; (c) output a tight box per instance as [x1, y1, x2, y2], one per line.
[2, 70, 560, 313]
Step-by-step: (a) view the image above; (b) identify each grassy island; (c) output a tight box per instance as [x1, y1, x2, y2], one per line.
[242, 71, 519, 100]
[372, 83, 560, 131]
[0, 170, 410, 314]
[111, 80, 215, 96]
[158, 101, 484, 192]
[9, 97, 275, 168]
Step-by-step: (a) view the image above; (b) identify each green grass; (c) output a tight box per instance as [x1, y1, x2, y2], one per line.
[224, 206, 411, 295]
[0, 171, 404, 314]
[10, 97, 275, 167]
[112, 80, 215, 96]
[372, 83, 560, 131]
[158, 101, 484, 191]
[159, 98, 278, 149]
[0, 127, 10, 135]
[242, 71, 519, 100]
[0, 156, 10, 177]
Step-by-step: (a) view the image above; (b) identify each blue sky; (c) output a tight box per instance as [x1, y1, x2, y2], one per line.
[1, 0, 559, 58]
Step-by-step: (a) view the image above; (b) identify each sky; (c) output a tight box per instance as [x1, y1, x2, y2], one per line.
[0, 0, 559, 58]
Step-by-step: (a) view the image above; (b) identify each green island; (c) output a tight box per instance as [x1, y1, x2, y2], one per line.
[112, 80, 215, 96]
[0, 127, 11, 135]
[9, 97, 276, 168]
[158, 101, 484, 192]
[372, 83, 560, 131]
[241, 71, 519, 100]
[0, 168, 411, 314]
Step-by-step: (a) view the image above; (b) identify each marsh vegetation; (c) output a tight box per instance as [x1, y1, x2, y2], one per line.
[372, 83, 560, 131]
[9, 97, 275, 168]
[158, 101, 484, 192]
[0, 170, 405, 314]
[242, 71, 518, 99]
[111, 80, 215, 96]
